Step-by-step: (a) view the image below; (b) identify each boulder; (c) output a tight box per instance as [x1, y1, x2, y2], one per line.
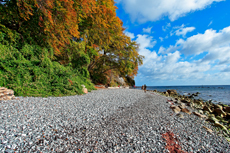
[170, 105, 181, 114]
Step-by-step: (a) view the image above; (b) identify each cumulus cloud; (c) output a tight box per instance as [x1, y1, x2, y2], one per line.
[135, 34, 212, 85]
[117, 0, 223, 22]
[163, 26, 230, 59]
[136, 34, 156, 49]
[135, 26, 230, 85]
[124, 31, 135, 39]
[143, 27, 153, 33]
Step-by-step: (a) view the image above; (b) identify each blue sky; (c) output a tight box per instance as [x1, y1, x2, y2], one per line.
[115, 0, 230, 86]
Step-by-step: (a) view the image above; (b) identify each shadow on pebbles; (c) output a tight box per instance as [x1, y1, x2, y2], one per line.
[0, 89, 230, 152]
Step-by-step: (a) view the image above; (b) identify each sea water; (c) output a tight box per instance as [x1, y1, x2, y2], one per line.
[135, 85, 230, 105]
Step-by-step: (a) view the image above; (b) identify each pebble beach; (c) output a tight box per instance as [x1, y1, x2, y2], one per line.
[0, 89, 230, 152]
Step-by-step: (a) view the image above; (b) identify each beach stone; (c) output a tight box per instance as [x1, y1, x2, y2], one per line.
[213, 108, 226, 117]
[170, 105, 181, 114]
[214, 104, 223, 110]
[206, 116, 219, 123]
[179, 103, 186, 109]
[214, 123, 229, 134]
[83, 88, 88, 94]
[181, 99, 189, 103]
[224, 107, 230, 113]
[202, 126, 213, 134]
[198, 110, 204, 114]
[193, 112, 207, 118]
[181, 108, 192, 115]
[176, 113, 184, 118]
[226, 113, 230, 119]
[203, 106, 212, 113]
[164, 91, 169, 97]
[167, 90, 177, 96]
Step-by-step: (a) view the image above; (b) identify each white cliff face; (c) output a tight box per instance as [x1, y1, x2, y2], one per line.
[115, 77, 125, 85]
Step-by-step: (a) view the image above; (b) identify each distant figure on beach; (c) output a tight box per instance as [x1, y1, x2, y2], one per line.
[144, 84, 147, 93]
[141, 85, 144, 90]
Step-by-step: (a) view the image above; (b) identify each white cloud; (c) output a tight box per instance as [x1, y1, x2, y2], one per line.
[161, 26, 230, 63]
[208, 21, 213, 26]
[162, 23, 171, 31]
[165, 51, 181, 64]
[117, 0, 223, 22]
[136, 34, 156, 49]
[124, 31, 135, 39]
[159, 37, 164, 42]
[135, 26, 230, 85]
[170, 24, 196, 37]
[177, 26, 230, 57]
[143, 27, 152, 33]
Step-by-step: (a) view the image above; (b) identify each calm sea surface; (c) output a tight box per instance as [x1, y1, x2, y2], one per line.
[135, 85, 230, 105]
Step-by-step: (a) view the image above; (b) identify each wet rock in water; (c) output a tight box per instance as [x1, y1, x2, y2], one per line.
[213, 108, 226, 117]
[167, 89, 177, 96]
[193, 112, 207, 118]
[202, 126, 213, 134]
[181, 108, 192, 115]
[164, 91, 169, 97]
[170, 105, 181, 114]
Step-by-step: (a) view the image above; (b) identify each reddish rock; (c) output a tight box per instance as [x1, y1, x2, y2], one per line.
[83, 88, 88, 94]
[162, 131, 186, 153]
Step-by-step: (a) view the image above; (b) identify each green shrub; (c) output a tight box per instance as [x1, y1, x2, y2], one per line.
[0, 43, 95, 97]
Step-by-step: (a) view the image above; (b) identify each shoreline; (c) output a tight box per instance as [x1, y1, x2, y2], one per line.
[0, 89, 229, 152]
[149, 89, 230, 141]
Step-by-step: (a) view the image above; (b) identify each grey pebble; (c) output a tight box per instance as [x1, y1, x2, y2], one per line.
[0, 89, 229, 152]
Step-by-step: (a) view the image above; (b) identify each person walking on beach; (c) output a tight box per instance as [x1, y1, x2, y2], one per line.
[144, 84, 147, 93]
